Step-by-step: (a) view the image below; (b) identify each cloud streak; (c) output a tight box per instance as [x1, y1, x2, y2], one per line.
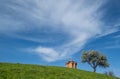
[0, 0, 119, 62]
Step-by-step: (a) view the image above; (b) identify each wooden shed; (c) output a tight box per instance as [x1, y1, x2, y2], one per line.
[66, 59, 77, 69]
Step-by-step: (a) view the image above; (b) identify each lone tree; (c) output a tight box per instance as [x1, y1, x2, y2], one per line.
[81, 50, 109, 72]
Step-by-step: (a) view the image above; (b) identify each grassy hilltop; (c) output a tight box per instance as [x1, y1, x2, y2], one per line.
[0, 62, 119, 79]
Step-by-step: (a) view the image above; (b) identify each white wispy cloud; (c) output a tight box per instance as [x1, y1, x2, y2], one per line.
[33, 47, 60, 62]
[1, 0, 119, 62]
[114, 35, 120, 39]
[26, 0, 105, 62]
[105, 45, 120, 49]
[97, 24, 120, 38]
[97, 27, 119, 38]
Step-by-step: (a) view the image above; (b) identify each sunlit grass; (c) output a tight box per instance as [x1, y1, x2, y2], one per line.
[0, 62, 119, 79]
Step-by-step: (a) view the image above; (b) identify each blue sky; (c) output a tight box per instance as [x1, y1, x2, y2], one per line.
[0, 0, 120, 77]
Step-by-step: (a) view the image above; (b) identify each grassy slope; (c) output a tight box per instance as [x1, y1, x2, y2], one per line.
[0, 63, 119, 79]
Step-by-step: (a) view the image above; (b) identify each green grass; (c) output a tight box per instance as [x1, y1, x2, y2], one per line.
[0, 62, 119, 79]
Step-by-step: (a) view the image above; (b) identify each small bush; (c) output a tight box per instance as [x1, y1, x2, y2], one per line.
[104, 71, 115, 77]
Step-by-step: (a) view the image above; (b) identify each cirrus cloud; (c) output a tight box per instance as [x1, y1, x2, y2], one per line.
[0, 0, 119, 62]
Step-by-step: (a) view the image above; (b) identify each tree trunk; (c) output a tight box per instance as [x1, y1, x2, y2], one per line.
[93, 68, 96, 72]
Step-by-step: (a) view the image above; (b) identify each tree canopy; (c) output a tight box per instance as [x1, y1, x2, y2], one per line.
[81, 50, 109, 72]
